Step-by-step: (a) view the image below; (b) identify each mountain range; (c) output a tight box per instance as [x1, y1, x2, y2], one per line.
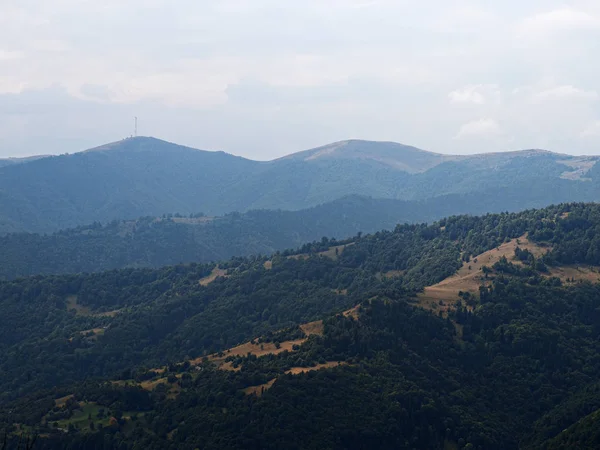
[1, 136, 599, 234]
[3, 203, 600, 449]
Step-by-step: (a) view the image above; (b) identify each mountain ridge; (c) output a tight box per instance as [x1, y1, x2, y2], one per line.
[0, 136, 599, 234]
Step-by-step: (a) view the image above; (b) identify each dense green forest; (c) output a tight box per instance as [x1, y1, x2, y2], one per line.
[3, 203, 600, 448]
[1, 190, 596, 279]
[1, 136, 599, 233]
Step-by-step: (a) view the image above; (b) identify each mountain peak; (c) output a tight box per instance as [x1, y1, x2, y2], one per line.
[281, 139, 450, 173]
[83, 136, 189, 154]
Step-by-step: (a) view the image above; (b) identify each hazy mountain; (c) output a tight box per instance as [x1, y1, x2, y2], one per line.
[0, 154, 49, 168]
[0, 136, 598, 233]
[0, 187, 594, 279]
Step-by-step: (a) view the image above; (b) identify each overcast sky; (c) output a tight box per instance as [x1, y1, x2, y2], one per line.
[1, 1, 600, 159]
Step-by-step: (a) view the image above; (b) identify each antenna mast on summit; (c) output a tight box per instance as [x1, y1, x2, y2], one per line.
[134, 117, 138, 137]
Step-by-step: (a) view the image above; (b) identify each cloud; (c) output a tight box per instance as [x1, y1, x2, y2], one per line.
[0, 50, 24, 61]
[2, 1, 600, 157]
[519, 7, 600, 35]
[533, 85, 598, 101]
[455, 119, 502, 139]
[449, 85, 500, 105]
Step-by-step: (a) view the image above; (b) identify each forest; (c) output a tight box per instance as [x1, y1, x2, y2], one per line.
[2, 203, 600, 448]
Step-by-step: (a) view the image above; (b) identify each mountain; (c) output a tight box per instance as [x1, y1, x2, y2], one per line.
[0, 154, 48, 168]
[3, 204, 600, 448]
[0, 189, 596, 279]
[0, 136, 599, 233]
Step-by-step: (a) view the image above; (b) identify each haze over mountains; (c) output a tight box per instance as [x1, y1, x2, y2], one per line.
[1, 136, 599, 234]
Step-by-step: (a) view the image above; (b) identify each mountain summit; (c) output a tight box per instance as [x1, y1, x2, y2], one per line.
[282, 139, 454, 173]
[0, 137, 598, 233]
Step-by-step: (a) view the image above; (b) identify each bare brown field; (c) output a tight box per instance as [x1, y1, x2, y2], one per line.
[417, 235, 550, 314]
[263, 260, 273, 270]
[199, 266, 228, 286]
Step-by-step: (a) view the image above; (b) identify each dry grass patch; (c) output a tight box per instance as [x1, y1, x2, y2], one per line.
[193, 338, 307, 370]
[300, 320, 324, 337]
[199, 266, 228, 286]
[343, 305, 360, 319]
[191, 319, 325, 371]
[243, 378, 276, 397]
[417, 235, 550, 315]
[54, 394, 74, 408]
[66, 296, 121, 317]
[244, 361, 348, 396]
[550, 265, 600, 284]
[263, 260, 273, 270]
[285, 361, 347, 375]
[318, 244, 350, 260]
[79, 327, 106, 341]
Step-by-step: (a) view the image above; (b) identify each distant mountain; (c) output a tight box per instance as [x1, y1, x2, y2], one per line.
[0, 136, 599, 233]
[0, 189, 593, 279]
[0, 154, 48, 168]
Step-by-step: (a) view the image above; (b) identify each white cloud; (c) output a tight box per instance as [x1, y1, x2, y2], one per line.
[455, 119, 502, 139]
[0, 50, 24, 60]
[2, 1, 600, 157]
[449, 85, 501, 105]
[533, 85, 598, 101]
[519, 7, 600, 35]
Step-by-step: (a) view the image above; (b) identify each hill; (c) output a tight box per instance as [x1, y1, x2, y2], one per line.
[3, 204, 600, 448]
[0, 189, 593, 280]
[0, 137, 599, 233]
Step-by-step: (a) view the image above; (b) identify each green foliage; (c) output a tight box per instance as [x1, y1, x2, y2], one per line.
[4, 203, 600, 448]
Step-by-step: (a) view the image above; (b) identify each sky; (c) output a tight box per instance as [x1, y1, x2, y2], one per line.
[1, 1, 600, 159]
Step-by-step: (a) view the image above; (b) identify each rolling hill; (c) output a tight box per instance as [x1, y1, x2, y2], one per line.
[0, 189, 596, 279]
[1, 136, 599, 233]
[3, 204, 600, 448]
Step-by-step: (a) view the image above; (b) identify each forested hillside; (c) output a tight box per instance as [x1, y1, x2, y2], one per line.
[1, 190, 597, 279]
[3, 204, 600, 448]
[1, 136, 599, 233]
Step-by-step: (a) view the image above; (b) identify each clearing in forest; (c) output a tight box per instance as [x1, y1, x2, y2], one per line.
[191, 319, 325, 370]
[243, 361, 348, 396]
[198, 266, 228, 286]
[196, 338, 306, 370]
[343, 305, 360, 319]
[551, 265, 600, 284]
[288, 243, 354, 262]
[66, 295, 121, 317]
[417, 235, 549, 314]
